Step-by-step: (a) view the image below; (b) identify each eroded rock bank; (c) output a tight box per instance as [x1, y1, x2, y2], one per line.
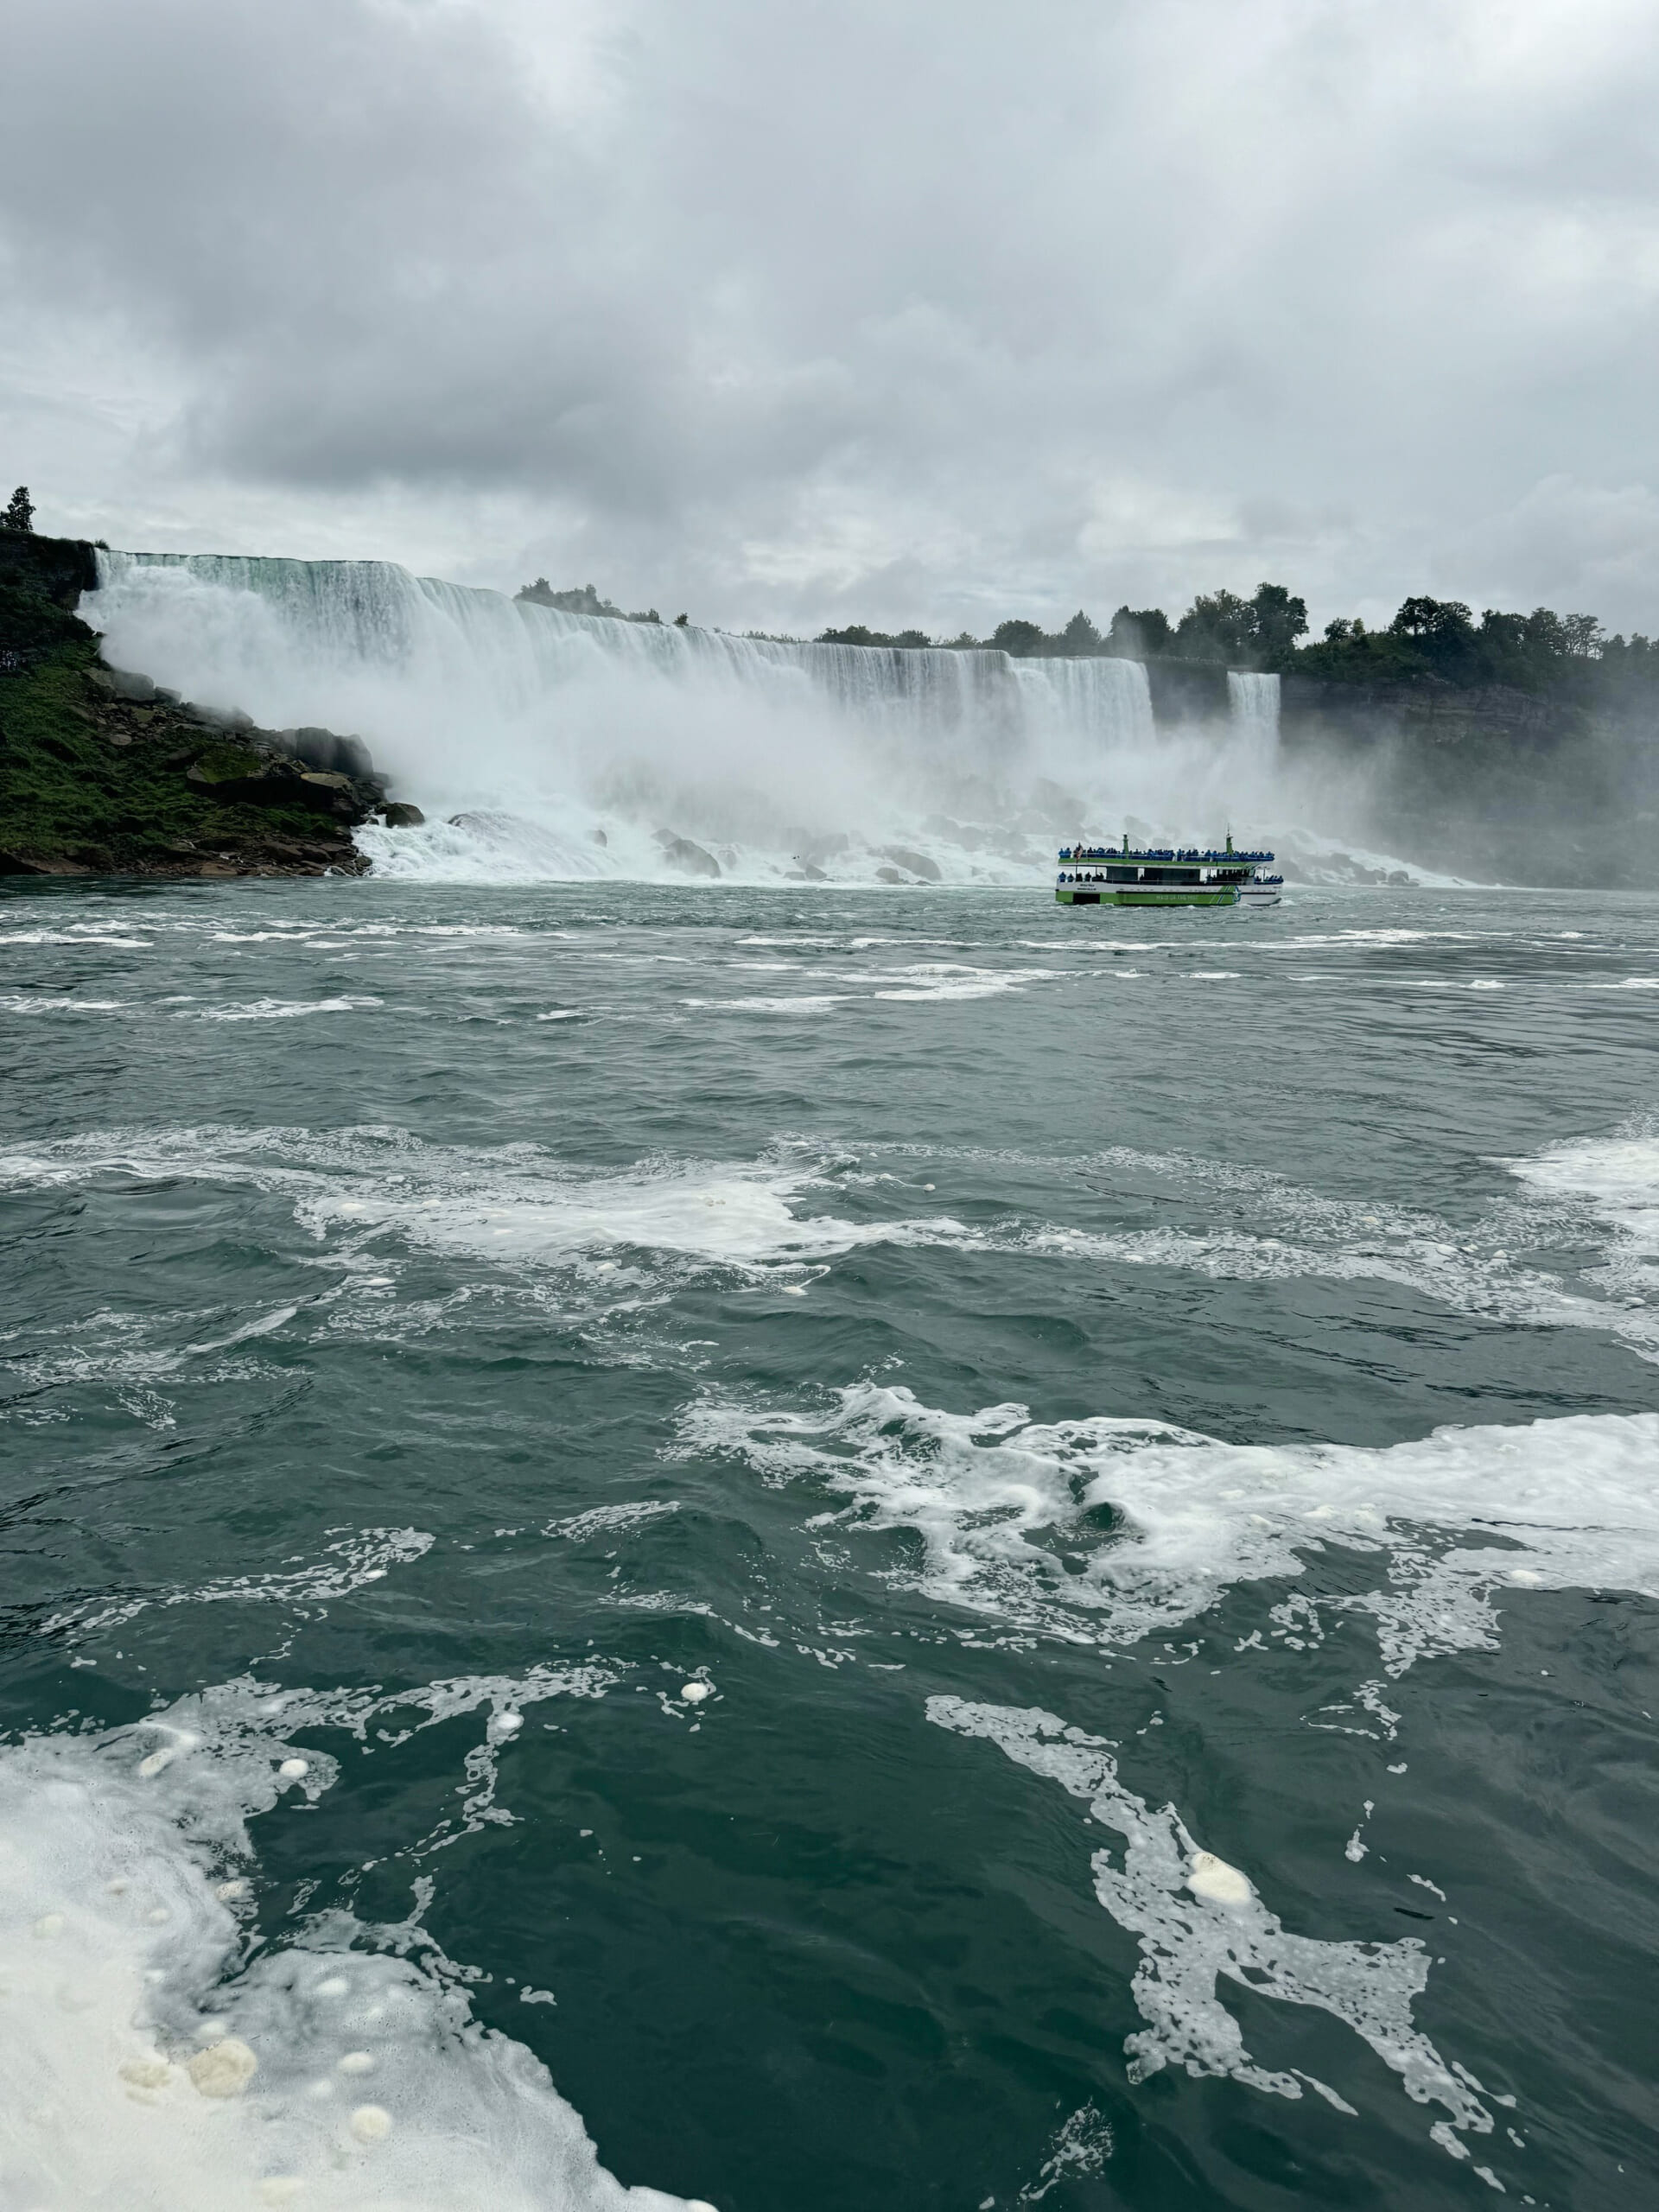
[0, 533, 421, 879]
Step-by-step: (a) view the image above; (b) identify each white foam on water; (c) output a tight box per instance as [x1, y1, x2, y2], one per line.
[363, 1164, 862, 1269]
[5, 1124, 1655, 1364]
[1015, 2102, 1115, 2202]
[927, 1698, 1496, 2158]
[869, 963, 1056, 1002]
[681, 995, 852, 1015]
[0, 995, 124, 1013]
[1285, 930, 1482, 947]
[0, 1301, 291, 1432]
[1506, 1128, 1659, 1256]
[193, 997, 385, 1022]
[0, 1679, 704, 2212]
[1018, 1217, 1659, 1364]
[0, 931, 153, 948]
[548, 1502, 681, 1543]
[0, 1126, 911, 1277]
[684, 959, 1057, 1011]
[45, 1528, 434, 1640]
[679, 1382, 1659, 1669]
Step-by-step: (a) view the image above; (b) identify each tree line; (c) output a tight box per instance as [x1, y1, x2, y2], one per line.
[817, 582, 1659, 702]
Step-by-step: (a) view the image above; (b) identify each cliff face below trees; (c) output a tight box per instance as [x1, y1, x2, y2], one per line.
[0, 534, 411, 879]
[1278, 671, 1657, 887]
[1136, 652, 1656, 884]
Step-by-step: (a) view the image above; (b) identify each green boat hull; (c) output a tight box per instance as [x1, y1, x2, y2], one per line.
[1057, 886, 1241, 906]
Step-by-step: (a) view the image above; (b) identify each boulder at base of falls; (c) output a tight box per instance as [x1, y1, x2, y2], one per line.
[379, 801, 425, 827]
[880, 845, 942, 881]
[874, 865, 906, 884]
[184, 751, 371, 818]
[274, 725, 378, 779]
[655, 830, 721, 878]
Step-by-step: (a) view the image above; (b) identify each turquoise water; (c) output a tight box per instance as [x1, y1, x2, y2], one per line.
[3, 879, 1657, 2209]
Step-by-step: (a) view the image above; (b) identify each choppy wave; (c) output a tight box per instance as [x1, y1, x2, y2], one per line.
[1505, 1123, 1659, 1255]
[0, 994, 125, 1014]
[0, 1672, 712, 2212]
[677, 1382, 1659, 1669]
[192, 995, 385, 1022]
[4, 1123, 1656, 1370]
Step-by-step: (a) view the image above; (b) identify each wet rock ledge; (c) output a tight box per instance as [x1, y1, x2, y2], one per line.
[0, 532, 422, 878]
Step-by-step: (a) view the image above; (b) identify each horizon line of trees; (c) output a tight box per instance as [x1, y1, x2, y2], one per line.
[518, 578, 689, 627]
[815, 582, 1659, 703]
[518, 566, 1659, 705]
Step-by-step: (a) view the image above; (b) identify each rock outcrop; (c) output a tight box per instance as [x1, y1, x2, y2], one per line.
[0, 533, 414, 878]
[654, 829, 721, 878]
[879, 844, 942, 881]
[1280, 673, 1658, 886]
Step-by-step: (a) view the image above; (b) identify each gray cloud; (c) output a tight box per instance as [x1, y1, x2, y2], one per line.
[3, 0, 1658, 632]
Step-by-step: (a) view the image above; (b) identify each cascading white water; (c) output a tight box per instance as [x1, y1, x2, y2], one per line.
[1226, 671, 1281, 783]
[1012, 655, 1157, 766]
[85, 550, 1276, 883]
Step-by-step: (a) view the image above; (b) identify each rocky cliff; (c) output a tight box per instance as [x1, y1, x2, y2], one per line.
[0, 533, 417, 878]
[1280, 671, 1658, 887]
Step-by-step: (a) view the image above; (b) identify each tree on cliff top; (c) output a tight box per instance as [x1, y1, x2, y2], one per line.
[1107, 607, 1173, 658]
[817, 623, 932, 648]
[1173, 582, 1307, 667]
[2, 487, 35, 534]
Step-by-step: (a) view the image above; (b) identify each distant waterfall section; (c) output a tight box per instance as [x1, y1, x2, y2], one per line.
[86, 551, 1274, 884]
[1226, 671, 1281, 780]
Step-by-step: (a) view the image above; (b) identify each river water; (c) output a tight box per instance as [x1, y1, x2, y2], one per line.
[2, 878, 1656, 2211]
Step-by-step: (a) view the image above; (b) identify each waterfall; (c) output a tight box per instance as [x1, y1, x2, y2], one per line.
[1226, 671, 1281, 781]
[84, 550, 1230, 882]
[1013, 654, 1155, 762]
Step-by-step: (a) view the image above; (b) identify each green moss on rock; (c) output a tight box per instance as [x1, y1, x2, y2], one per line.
[0, 536, 377, 877]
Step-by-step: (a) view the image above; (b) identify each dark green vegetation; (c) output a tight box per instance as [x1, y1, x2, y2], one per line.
[517, 577, 667, 625]
[1299, 595, 1659, 705]
[0, 532, 391, 877]
[812, 579, 1659, 711]
[521, 566, 1659, 711]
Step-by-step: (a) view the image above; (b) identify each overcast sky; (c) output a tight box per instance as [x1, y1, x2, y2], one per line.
[4, 0, 1657, 636]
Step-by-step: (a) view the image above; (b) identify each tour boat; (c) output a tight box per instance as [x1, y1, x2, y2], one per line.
[1056, 834, 1282, 907]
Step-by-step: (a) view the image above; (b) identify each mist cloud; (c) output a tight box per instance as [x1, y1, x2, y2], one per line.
[3, 0, 1657, 633]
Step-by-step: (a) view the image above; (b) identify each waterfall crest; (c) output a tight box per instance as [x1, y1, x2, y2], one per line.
[86, 551, 1271, 883]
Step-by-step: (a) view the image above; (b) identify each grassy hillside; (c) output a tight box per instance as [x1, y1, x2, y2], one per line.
[0, 535, 381, 876]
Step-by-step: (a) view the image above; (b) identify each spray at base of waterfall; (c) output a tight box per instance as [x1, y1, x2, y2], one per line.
[83, 551, 1432, 886]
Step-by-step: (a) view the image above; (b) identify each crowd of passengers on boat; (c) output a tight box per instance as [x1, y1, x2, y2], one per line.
[1058, 845, 1274, 864]
[1057, 868, 1286, 885]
